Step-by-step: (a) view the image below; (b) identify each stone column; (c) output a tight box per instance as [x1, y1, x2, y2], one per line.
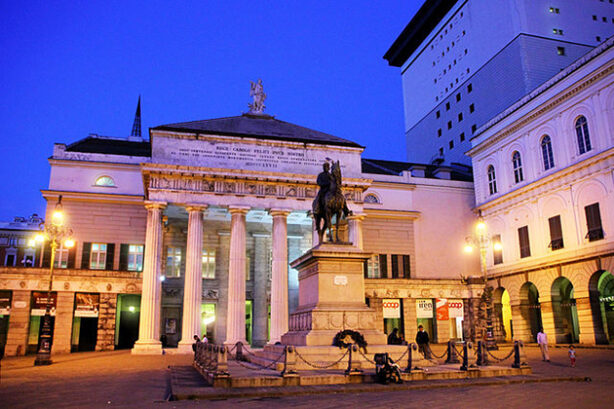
[510, 303, 532, 342]
[5, 290, 31, 356]
[347, 213, 365, 250]
[96, 293, 117, 351]
[269, 209, 290, 344]
[178, 205, 205, 353]
[252, 233, 269, 347]
[52, 291, 75, 355]
[403, 298, 417, 343]
[133, 201, 166, 354]
[575, 296, 596, 344]
[224, 206, 249, 346]
[540, 300, 557, 344]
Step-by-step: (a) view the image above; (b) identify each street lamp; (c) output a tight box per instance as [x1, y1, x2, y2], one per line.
[34, 196, 74, 366]
[464, 211, 500, 350]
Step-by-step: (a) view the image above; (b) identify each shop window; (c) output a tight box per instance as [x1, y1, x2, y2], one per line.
[487, 165, 497, 195]
[548, 215, 564, 250]
[585, 203, 604, 241]
[166, 247, 182, 277]
[512, 151, 524, 183]
[518, 226, 531, 258]
[575, 116, 592, 154]
[90, 243, 107, 269]
[202, 249, 216, 279]
[541, 135, 555, 170]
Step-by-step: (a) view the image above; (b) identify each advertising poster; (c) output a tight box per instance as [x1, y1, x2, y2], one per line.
[448, 300, 464, 318]
[436, 298, 449, 321]
[382, 299, 401, 319]
[74, 293, 100, 317]
[165, 318, 177, 334]
[416, 299, 433, 319]
[31, 292, 57, 316]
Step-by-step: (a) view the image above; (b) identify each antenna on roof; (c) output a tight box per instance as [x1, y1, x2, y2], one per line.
[129, 95, 142, 140]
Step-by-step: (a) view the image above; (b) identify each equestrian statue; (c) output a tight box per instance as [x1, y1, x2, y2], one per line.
[312, 160, 352, 243]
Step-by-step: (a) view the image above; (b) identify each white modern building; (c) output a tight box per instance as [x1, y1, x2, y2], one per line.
[467, 36, 614, 344]
[385, 0, 614, 165]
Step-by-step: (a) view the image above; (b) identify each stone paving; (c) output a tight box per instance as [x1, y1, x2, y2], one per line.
[0, 346, 612, 408]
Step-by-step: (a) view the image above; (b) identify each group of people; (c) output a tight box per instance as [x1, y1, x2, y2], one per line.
[192, 334, 209, 352]
[537, 328, 576, 367]
[387, 325, 433, 359]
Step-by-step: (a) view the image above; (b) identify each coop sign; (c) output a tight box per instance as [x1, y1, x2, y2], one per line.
[382, 299, 401, 319]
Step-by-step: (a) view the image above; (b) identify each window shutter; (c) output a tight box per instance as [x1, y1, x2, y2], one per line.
[67, 245, 77, 269]
[119, 244, 129, 271]
[391, 255, 399, 278]
[402, 255, 410, 278]
[81, 242, 92, 269]
[585, 203, 603, 241]
[518, 227, 531, 258]
[379, 254, 388, 278]
[139, 245, 145, 272]
[363, 260, 368, 278]
[42, 244, 52, 268]
[106, 243, 115, 270]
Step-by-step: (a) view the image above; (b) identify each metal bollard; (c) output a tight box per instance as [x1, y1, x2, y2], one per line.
[405, 343, 418, 372]
[512, 340, 528, 368]
[282, 345, 298, 376]
[477, 340, 489, 366]
[216, 346, 229, 374]
[445, 340, 460, 364]
[460, 341, 476, 370]
[345, 344, 363, 374]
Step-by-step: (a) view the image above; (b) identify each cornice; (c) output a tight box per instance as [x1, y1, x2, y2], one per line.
[364, 209, 421, 220]
[41, 190, 144, 205]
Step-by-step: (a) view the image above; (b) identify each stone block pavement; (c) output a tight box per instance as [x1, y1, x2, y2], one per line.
[0, 345, 613, 408]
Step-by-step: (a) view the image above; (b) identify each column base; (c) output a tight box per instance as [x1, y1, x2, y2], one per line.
[131, 340, 163, 355]
[176, 341, 196, 354]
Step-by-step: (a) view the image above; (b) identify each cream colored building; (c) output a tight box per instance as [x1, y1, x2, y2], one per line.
[468, 37, 614, 345]
[0, 109, 481, 356]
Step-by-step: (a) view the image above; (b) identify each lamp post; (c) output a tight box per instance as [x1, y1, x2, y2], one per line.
[464, 211, 500, 350]
[34, 196, 74, 366]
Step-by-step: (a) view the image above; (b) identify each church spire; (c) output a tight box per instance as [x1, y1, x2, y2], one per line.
[130, 95, 142, 138]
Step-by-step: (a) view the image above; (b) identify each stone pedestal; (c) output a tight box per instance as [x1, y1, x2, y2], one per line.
[281, 243, 387, 346]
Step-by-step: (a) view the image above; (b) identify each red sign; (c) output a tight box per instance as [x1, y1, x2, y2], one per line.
[436, 298, 449, 321]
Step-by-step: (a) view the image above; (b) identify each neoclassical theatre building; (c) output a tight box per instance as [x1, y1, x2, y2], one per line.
[468, 37, 614, 345]
[0, 107, 482, 356]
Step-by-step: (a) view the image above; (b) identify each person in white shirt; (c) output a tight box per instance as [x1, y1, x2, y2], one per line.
[537, 328, 550, 362]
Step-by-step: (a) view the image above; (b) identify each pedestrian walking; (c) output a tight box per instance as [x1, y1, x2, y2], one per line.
[192, 335, 201, 352]
[416, 325, 432, 359]
[537, 328, 550, 362]
[568, 345, 576, 367]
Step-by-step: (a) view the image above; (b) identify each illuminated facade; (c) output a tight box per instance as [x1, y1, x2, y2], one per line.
[467, 37, 614, 344]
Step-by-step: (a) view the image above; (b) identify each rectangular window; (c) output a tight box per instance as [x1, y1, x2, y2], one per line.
[55, 244, 69, 268]
[548, 216, 564, 250]
[460, 132, 465, 142]
[458, 112, 463, 122]
[596, 36, 601, 42]
[447, 121, 452, 129]
[471, 124, 477, 133]
[202, 249, 216, 279]
[128, 245, 144, 271]
[493, 234, 503, 265]
[469, 103, 475, 113]
[436, 110, 440, 118]
[445, 102, 450, 111]
[467, 84, 472, 93]
[518, 226, 531, 258]
[437, 128, 442, 137]
[90, 243, 107, 269]
[449, 140, 454, 149]
[456, 93, 461, 102]
[379, 254, 388, 278]
[365, 254, 381, 279]
[585, 203, 604, 241]
[557, 46, 565, 56]
[439, 147, 444, 155]
[166, 247, 182, 277]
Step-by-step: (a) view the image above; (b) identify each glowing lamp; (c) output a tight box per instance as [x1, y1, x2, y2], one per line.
[64, 239, 75, 248]
[463, 244, 474, 254]
[493, 242, 502, 251]
[51, 210, 64, 225]
[128, 306, 136, 313]
[476, 221, 486, 232]
[35, 234, 45, 243]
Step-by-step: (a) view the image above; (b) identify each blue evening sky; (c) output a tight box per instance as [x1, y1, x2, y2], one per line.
[0, 0, 424, 220]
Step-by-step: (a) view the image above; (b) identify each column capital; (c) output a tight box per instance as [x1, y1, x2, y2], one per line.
[144, 201, 167, 211]
[269, 208, 291, 217]
[228, 205, 250, 215]
[347, 212, 366, 221]
[185, 204, 207, 213]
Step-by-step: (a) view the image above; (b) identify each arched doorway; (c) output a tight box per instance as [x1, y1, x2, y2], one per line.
[493, 287, 512, 341]
[520, 282, 542, 341]
[551, 277, 579, 343]
[589, 270, 614, 344]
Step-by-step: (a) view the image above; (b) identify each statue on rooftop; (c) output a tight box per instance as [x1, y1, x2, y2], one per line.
[312, 160, 352, 243]
[248, 79, 266, 114]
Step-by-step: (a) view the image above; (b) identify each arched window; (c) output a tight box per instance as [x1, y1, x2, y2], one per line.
[487, 165, 497, 195]
[95, 175, 115, 187]
[575, 116, 592, 154]
[541, 135, 555, 170]
[512, 151, 523, 183]
[364, 194, 380, 204]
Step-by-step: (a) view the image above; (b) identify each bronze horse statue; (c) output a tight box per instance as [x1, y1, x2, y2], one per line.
[313, 160, 352, 243]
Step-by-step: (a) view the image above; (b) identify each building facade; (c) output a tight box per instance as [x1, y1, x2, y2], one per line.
[385, 0, 614, 165]
[0, 110, 483, 356]
[467, 37, 614, 344]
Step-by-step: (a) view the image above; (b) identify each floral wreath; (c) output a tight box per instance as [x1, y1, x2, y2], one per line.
[332, 329, 368, 353]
